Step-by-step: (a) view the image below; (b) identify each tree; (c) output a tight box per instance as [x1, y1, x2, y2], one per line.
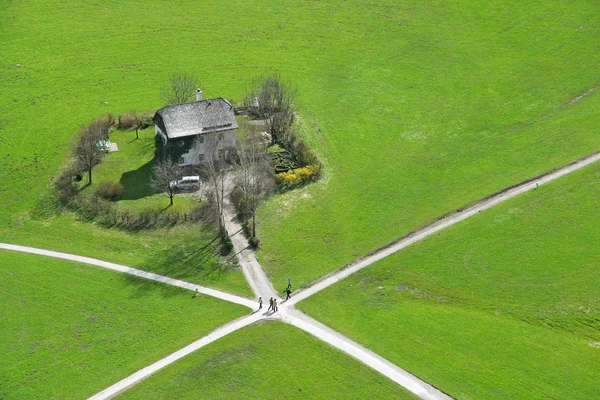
[150, 158, 183, 206]
[161, 73, 199, 105]
[131, 113, 143, 139]
[74, 120, 108, 185]
[251, 74, 297, 145]
[203, 142, 227, 234]
[233, 125, 275, 237]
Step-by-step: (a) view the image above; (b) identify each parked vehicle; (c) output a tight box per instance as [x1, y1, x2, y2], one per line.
[169, 176, 201, 190]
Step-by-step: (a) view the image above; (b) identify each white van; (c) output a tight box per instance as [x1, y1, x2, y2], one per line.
[171, 176, 201, 190]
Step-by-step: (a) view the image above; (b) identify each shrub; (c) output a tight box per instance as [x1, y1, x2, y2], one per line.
[118, 112, 136, 129]
[96, 181, 123, 200]
[74, 195, 113, 221]
[248, 236, 260, 249]
[98, 113, 115, 127]
[276, 164, 321, 187]
[140, 112, 154, 128]
[54, 162, 82, 207]
[221, 235, 234, 255]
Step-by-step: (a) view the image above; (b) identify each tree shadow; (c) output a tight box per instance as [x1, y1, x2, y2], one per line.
[119, 236, 235, 299]
[119, 159, 154, 200]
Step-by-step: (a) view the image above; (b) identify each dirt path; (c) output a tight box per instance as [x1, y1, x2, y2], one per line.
[287, 151, 600, 306]
[223, 198, 279, 300]
[7, 151, 600, 400]
[282, 308, 452, 400]
[88, 313, 266, 400]
[0, 243, 255, 309]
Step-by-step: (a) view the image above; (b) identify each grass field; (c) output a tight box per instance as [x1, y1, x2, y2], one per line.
[91, 127, 199, 213]
[298, 163, 600, 399]
[1, 1, 599, 396]
[0, 250, 248, 400]
[0, 215, 253, 297]
[1, 0, 599, 291]
[119, 321, 417, 399]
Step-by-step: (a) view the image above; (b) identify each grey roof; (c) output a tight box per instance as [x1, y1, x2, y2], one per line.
[154, 98, 238, 139]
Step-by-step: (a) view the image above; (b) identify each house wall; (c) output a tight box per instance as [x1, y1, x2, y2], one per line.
[180, 129, 236, 165]
[154, 124, 168, 145]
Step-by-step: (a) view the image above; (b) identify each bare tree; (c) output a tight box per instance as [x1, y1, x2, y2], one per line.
[150, 158, 183, 206]
[131, 113, 143, 139]
[161, 73, 199, 105]
[202, 140, 228, 235]
[251, 74, 297, 145]
[74, 120, 108, 185]
[233, 124, 275, 237]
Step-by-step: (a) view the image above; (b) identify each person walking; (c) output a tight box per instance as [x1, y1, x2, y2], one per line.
[273, 298, 278, 312]
[286, 279, 292, 291]
[258, 297, 263, 310]
[285, 287, 292, 300]
[268, 297, 274, 312]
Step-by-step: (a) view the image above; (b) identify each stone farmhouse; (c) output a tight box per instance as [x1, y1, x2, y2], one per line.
[153, 89, 237, 165]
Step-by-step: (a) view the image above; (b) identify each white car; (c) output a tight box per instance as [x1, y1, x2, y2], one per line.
[170, 176, 201, 190]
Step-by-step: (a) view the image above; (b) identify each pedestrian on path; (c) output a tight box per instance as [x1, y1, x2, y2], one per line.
[258, 297, 263, 310]
[268, 297, 274, 312]
[286, 279, 292, 291]
[285, 287, 291, 300]
[273, 298, 278, 312]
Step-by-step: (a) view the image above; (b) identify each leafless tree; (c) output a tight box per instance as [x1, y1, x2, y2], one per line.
[74, 120, 109, 185]
[233, 124, 275, 237]
[202, 140, 228, 235]
[131, 113, 143, 139]
[250, 74, 297, 145]
[161, 73, 199, 105]
[150, 158, 183, 207]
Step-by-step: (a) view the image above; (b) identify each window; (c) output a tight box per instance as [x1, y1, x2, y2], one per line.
[198, 154, 205, 163]
[218, 133, 224, 141]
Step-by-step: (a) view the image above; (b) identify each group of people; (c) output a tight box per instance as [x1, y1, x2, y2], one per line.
[257, 279, 293, 313]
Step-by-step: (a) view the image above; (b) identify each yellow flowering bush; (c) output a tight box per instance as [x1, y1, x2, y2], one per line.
[276, 164, 321, 187]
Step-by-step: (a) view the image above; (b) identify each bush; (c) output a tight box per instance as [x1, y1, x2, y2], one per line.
[96, 181, 123, 200]
[98, 113, 115, 127]
[221, 235, 234, 255]
[140, 112, 154, 128]
[248, 236, 260, 249]
[118, 112, 137, 129]
[54, 162, 82, 207]
[74, 195, 113, 221]
[276, 164, 321, 187]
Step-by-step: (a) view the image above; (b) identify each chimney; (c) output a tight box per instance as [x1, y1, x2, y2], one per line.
[196, 88, 203, 101]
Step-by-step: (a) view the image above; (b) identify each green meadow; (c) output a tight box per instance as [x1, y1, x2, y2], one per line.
[298, 162, 600, 399]
[1, 0, 600, 397]
[0, 251, 247, 400]
[119, 321, 417, 399]
[1, 0, 599, 290]
[91, 127, 199, 213]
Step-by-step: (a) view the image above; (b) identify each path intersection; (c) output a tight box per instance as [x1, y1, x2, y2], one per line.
[2, 151, 598, 399]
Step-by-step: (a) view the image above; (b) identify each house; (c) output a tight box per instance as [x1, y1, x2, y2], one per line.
[153, 89, 238, 165]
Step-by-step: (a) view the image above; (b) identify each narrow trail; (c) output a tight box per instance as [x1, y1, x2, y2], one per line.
[6, 152, 599, 400]
[282, 308, 452, 400]
[88, 313, 266, 400]
[287, 151, 600, 306]
[223, 198, 279, 300]
[0, 243, 255, 309]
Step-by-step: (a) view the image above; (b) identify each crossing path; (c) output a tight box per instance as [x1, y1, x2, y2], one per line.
[4, 151, 599, 400]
